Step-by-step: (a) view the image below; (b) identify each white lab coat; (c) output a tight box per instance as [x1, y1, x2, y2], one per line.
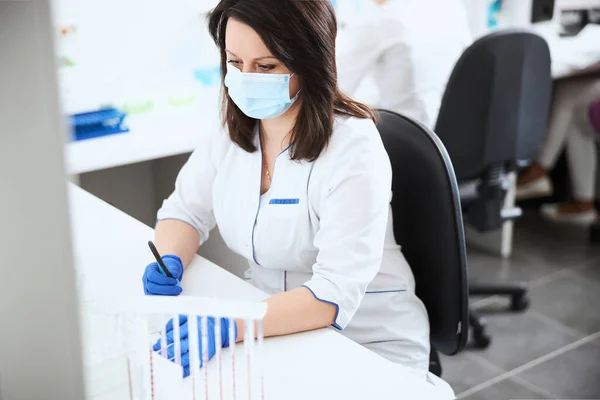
[336, 0, 472, 128]
[157, 115, 432, 376]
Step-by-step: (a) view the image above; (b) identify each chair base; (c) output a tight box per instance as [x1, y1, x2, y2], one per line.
[469, 283, 530, 349]
[469, 310, 491, 349]
[469, 283, 530, 311]
[429, 348, 442, 377]
[590, 221, 600, 242]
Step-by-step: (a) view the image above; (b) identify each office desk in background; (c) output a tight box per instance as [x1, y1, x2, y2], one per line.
[65, 100, 220, 176]
[69, 184, 453, 399]
[541, 24, 600, 80]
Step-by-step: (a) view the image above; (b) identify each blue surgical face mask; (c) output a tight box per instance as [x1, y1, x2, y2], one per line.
[224, 64, 299, 120]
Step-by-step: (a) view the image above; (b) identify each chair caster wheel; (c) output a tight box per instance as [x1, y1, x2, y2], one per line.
[511, 294, 530, 311]
[472, 331, 492, 349]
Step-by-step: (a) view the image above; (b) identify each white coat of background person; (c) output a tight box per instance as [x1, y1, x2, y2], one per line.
[336, 0, 472, 128]
[141, 0, 452, 393]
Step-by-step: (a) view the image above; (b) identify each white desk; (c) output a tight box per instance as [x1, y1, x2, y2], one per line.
[65, 99, 220, 176]
[69, 184, 454, 399]
[536, 23, 600, 80]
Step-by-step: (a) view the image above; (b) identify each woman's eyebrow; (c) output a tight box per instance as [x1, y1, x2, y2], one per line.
[225, 49, 277, 61]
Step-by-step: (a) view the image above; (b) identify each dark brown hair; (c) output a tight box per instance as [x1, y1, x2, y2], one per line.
[208, 0, 376, 161]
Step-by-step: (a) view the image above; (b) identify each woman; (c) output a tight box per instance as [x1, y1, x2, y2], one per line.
[517, 76, 600, 225]
[143, 0, 431, 381]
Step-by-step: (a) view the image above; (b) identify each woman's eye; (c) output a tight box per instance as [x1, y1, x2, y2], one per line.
[227, 60, 241, 65]
[258, 64, 275, 71]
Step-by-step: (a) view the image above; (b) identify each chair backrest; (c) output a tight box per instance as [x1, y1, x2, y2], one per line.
[376, 110, 469, 356]
[434, 30, 552, 181]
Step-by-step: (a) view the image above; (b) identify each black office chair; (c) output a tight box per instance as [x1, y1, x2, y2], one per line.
[434, 30, 552, 347]
[376, 109, 469, 377]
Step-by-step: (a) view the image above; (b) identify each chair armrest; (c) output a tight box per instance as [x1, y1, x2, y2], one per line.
[501, 207, 522, 221]
[462, 165, 518, 232]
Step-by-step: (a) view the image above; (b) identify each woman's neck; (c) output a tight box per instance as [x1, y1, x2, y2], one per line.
[260, 103, 300, 152]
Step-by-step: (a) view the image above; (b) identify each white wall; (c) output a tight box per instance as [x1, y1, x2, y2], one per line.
[53, 0, 220, 115]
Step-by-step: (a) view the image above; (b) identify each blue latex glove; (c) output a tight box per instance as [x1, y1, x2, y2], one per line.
[153, 315, 237, 377]
[142, 255, 184, 296]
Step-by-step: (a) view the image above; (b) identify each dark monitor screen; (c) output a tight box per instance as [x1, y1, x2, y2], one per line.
[532, 0, 557, 23]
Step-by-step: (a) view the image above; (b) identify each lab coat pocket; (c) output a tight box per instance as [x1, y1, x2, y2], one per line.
[253, 198, 308, 268]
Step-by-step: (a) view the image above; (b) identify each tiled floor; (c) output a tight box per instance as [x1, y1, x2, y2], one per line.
[441, 213, 600, 399]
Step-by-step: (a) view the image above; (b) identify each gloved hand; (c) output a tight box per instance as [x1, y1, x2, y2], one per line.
[153, 315, 237, 377]
[142, 255, 184, 296]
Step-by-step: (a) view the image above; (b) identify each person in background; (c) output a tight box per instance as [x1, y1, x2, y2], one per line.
[517, 76, 600, 225]
[141, 0, 450, 393]
[335, 0, 472, 128]
[590, 96, 600, 136]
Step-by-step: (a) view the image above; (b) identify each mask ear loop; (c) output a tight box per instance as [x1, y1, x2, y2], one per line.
[290, 90, 301, 103]
[288, 73, 301, 103]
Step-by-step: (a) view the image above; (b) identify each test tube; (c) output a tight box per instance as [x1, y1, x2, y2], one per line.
[132, 317, 153, 400]
[244, 319, 255, 400]
[149, 346, 156, 400]
[188, 314, 200, 400]
[257, 320, 265, 400]
[201, 316, 209, 399]
[117, 314, 135, 400]
[126, 356, 134, 400]
[229, 318, 237, 400]
[172, 314, 181, 366]
[215, 317, 224, 400]
[160, 325, 167, 359]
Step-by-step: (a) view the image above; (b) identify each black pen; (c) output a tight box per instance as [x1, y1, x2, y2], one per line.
[147, 240, 174, 278]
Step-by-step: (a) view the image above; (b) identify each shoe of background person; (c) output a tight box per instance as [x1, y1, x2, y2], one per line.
[517, 162, 553, 200]
[540, 201, 598, 226]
